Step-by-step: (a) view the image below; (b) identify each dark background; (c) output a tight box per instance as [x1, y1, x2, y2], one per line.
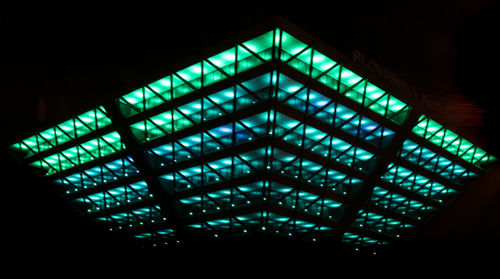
[1, 0, 499, 270]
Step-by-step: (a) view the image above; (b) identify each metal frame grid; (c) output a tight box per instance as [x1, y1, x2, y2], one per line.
[8, 21, 497, 252]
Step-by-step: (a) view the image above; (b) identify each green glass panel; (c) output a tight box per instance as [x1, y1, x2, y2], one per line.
[340, 67, 363, 88]
[412, 115, 496, 167]
[280, 31, 308, 61]
[177, 63, 202, 89]
[208, 47, 236, 75]
[317, 64, 340, 91]
[387, 95, 407, 114]
[148, 76, 171, 100]
[39, 129, 56, 149]
[173, 74, 194, 98]
[122, 88, 144, 107]
[144, 86, 164, 110]
[24, 136, 40, 153]
[242, 30, 274, 61]
[237, 45, 262, 73]
[287, 48, 312, 75]
[312, 51, 337, 76]
[203, 60, 226, 86]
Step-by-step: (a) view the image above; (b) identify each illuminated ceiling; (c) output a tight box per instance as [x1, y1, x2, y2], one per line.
[8, 20, 497, 254]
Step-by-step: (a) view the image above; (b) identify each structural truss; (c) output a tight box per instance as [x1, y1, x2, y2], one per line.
[8, 20, 497, 253]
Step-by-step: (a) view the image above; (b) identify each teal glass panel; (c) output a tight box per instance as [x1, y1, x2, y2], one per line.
[242, 30, 274, 61]
[343, 232, 389, 246]
[412, 115, 496, 168]
[74, 181, 151, 213]
[400, 139, 478, 186]
[31, 131, 123, 176]
[97, 206, 166, 230]
[371, 186, 435, 219]
[11, 107, 111, 159]
[354, 210, 414, 238]
[54, 157, 138, 194]
[382, 163, 457, 203]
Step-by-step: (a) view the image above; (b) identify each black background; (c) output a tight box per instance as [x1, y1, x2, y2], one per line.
[1, 0, 499, 272]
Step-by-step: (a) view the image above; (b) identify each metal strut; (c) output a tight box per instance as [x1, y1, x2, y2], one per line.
[104, 101, 188, 243]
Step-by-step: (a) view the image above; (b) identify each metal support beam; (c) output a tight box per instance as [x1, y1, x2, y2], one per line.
[104, 100, 189, 242]
[327, 107, 421, 244]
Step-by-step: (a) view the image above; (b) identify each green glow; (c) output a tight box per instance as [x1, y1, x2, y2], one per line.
[10, 26, 494, 248]
[242, 30, 274, 61]
[280, 31, 308, 61]
[11, 107, 111, 159]
[31, 131, 122, 176]
[412, 115, 496, 168]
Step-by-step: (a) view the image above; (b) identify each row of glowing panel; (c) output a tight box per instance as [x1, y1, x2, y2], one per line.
[184, 210, 410, 244]
[32, 105, 380, 178]
[144, 115, 376, 171]
[70, 185, 416, 245]
[73, 181, 152, 213]
[129, 72, 397, 152]
[10, 106, 111, 159]
[55, 157, 138, 194]
[186, 211, 332, 240]
[176, 181, 343, 220]
[96, 205, 167, 231]
[29, 131, 123, 176]
[412, 115, 496, 168]
[118, 29, 409, 125]
[54, 140, 459, 216]
[157, 147, 368, 195]
[399, 139, 477, 186]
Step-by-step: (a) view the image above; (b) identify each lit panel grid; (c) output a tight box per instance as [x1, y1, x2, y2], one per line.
[412, 115, 496, 169]
[353, 210, 414, 239]
[54, 157, 138, 194]
[382, 163, 458, 204]
[370, 186, 435, 220]
[187, 211, 333, 241]
[342, 232, 389, 247]
[73, 181, 152, 214]
[129, 73, 271, 143]
[97, 205, 167, 231]
[117, 28, 409, 126]
[135, 229, 176, 246]
[118, 31, 275, 118]
[399, 139, 478, 186]
[271, 148, 365, 197]
[276, 29, 410, 125]
[28, 131, 124, 176]
[10, 106, 111, 158]
[8, 21, 497, 252]
[277, 73, 396, 148]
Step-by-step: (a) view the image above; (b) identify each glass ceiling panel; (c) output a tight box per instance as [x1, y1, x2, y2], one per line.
[277, 74, 396, 148]
[342, 232, 389, 247]
[275, 30, 409, 125]
[54, 157, 138, 194]
[370, 186, 435, 220]
[29, 131, 124, 176]
[412, 115, 496, 169]
[400, 139, 478, 186]
[187, 210, 333, 241]
[10, 106, 111, 159]
[118, 31, 275, 117]
[96, 205, 166, 231]
[353, 209, 414, 238]
[8, 25, 498, 251]
[382, 163, 458, 203]
[73, 181, 151, 213]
